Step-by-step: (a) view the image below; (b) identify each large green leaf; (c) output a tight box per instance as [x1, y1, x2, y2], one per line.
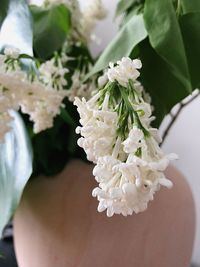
[143, 0, 192, 93]
[181, 0, 200, 14]
[0, 0, 33, 56]
[180, 12, 200, 88]
[139, 40, 191, 127]
[116, 0, 139, 17]
[87, 14, 147, 78]
[0, 0, 8, 27]
[31, 4, 71, 59]
[0, 111, 32, 236]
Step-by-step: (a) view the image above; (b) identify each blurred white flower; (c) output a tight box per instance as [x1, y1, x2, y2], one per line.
[0, 87, 15, 141]
[39, 57, 69, 91]
[80, 0, 107, 43]
[98, 72, 108, 88]
[19, 81, 67, 133]
[66, 69, 96, 102]
[0, 49, 67, 141]
[4, 47, 20, 59]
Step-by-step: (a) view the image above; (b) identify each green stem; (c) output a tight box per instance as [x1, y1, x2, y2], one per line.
[118, 85, 149, 137]
[128, 80, 139, 99]
[176, 0, 182, 15]
[98, 81, 116, 107]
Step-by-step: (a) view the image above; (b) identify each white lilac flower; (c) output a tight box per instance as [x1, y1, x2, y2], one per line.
[75, 56, 177, 217]
[84, 0, 107, 20]
[0, 49, 67, 141]
[39, 57, 69, 91]
[149, 128, 162, 144]
[98, 72, 108, 88]
[122, 126, 144, 154]
[107, 57, 142, 87]
[80, 0, 107, 43]
[91, 130, 175, 217]
[19, 81, 67, 133]
[74, 94, 118, 163]
[0, 87, 15, 141]
[92, 155, 173, 217]
[132, 100, 154, 128]
[4, 47, 20, 59]
[61, 0, 106, 44]
[66, 69, 96, 102]
[134, 81, 144, 95]
[127, 141, 178, 172]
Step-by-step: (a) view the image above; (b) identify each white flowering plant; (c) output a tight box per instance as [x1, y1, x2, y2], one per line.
[75, 57, 178, 216]
[0, 0, 199, 233]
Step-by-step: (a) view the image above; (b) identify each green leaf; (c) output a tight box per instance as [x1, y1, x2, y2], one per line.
[121, 4, 144, 26]
[31, 4, 71, 59]
[0, 0, 33, 56]
[143, 0, 192, 93]
[116, 0, 138, 17]
[31, 115, 77, 177]
[139, 40, 191, 127]
[19, 54, 34, 60]
[180, 12, 200, 88]
[87, 14, 147, 78]
[0, 0, 8, 27]
[60, 107, 76, 126]
[0, 111, 32, 236]
[181, 0, 200, 14]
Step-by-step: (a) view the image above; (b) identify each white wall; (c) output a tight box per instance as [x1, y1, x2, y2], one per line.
[161, 99, 200, 264]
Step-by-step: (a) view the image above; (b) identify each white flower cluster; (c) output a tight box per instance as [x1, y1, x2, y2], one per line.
[107, 57, 142, 87]
[74, 93, 118, 162]
[64, 0, 106, 44]
[75, 57, 177, 217]
[66, 69, 96, 102]
[0, 47, 67, 141]
[39, 57, 69, 91]
[80, 0, 107, 43]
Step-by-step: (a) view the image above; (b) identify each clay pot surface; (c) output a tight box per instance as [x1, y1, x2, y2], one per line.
[14, 160, 195, 267]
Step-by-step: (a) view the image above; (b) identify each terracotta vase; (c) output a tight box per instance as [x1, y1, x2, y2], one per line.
[14, 160, 195, 267]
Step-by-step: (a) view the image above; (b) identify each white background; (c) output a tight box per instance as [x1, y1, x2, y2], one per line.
[31, 0, 200, 264]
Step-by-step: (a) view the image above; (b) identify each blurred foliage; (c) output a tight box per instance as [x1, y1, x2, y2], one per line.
[30, 4, 71, 59]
